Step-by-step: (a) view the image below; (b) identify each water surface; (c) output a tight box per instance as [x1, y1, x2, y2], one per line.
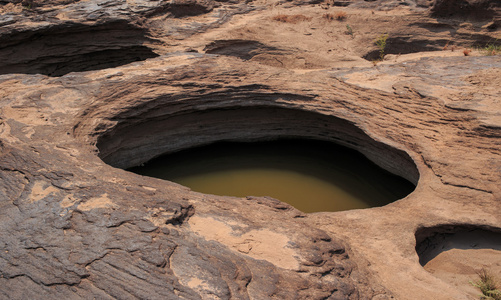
[129, 140, 415, 213]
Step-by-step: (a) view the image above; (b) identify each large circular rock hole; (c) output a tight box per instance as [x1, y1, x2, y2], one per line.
[96, 105, 419, 213]
[129, 139, 415, 213]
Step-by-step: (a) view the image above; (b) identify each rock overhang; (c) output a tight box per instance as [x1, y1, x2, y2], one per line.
[93, 97, 421, 186]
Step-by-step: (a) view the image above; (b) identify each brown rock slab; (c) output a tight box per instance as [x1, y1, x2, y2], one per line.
[0, 0, 500, 299]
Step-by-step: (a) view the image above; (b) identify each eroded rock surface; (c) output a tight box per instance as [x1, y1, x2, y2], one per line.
[0, 0, 500, 299]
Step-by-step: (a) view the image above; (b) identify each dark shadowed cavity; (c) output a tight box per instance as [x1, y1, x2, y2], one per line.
[0, 21, 159, 77]
[129, 139, 416, 213]
[415, 225, 501, 266]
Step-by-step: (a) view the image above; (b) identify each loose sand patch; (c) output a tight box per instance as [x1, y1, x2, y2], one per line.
[189, 215, 299, 270]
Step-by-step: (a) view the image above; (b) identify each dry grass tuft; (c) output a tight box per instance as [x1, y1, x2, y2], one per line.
[470, 269, 501, 300]
[335, 11, 347, 20]
[272, 14, 312, 24]
[323, 13, 335, 21]
[323, 11, 347, 21]
[443, 41, 450, 50]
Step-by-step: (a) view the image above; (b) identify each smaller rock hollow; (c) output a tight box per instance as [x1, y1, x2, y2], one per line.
[362, 33, 499, 61]
[204, 39, 287, 61]
[415, 224, 501, 266]
[0, 21, 159, 77]
[363, 36, 447, 61]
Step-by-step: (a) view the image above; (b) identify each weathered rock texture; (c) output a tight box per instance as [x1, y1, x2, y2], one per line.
[431, 0, 500, 27]
[0, 0, 500, 299]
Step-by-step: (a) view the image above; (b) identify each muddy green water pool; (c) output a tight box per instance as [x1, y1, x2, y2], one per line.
[129, 140, 415, 213]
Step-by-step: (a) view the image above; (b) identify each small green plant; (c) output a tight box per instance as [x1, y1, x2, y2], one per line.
[483, 43, 501, 56]
[22, 0, 34, 10]
[345, 24, 353, 36]
[470, 269, 501, 300]
[374, 33, 389, 61]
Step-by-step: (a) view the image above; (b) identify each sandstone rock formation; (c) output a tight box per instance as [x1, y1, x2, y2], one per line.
[0, 0, 500, 299]
[431, 0, 500, 28]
